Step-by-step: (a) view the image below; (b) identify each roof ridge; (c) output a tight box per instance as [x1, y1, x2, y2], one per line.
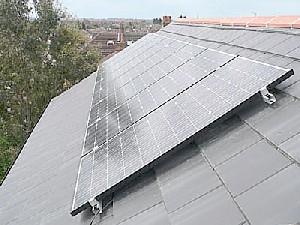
[174, 15, 300, 29]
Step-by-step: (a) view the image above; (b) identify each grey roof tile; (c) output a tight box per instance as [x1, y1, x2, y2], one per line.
[263, 55, 294, 67]
[161, 24, 183, 33]
[113, 170, 163, 224]
[54, 158, 81, 189]
[287, 46, 300, 59]
[198, 117, 262, 167]
[230, 30, 259, 46]
[47, 184, 75, 213]
[268, 35, 300, 56]
[118, 203, 170, 225]
[254, 33, 290, 52]
[279, 133, 300, 163]
[5, 219, 19, 225]
[220, 29, 246, 43]
[284, 80, 300, 99]
[155, 144, 221, 212]
[187, 26, 204, 37]
[169, 186, 245, 225]
[200, 29, 222, 41]
[19, 202, 50, 224]
[238, 93, 300, 145]
[240, 32, 270, 49]
[211, 29, 229, 42]
[18, 216, 42, 225]
[178, 26, 195, 36]
[257, 100, 300, 145]
[39, 205, 82, 225]
[93, 217, 114, 225]
[216, 139, 291, 196]
[236, 164, 300, 225]
[0, 200, 26, 225]
[0, 187, 12, 211]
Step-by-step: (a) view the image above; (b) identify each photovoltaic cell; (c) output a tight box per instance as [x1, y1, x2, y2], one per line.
[71, 31, 293, 215]
[83, 48, 230, 154]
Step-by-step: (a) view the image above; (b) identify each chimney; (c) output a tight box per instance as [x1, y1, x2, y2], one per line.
[115, 23, 127, 52]
[162, 16, 172, 27]
[117, 23, 126, 43]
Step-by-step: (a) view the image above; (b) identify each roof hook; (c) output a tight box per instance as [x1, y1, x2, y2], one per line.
[260, 87, 276, 105]
[89, 198, 102, 215]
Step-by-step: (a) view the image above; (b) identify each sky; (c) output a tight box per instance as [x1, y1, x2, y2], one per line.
[58, 0, 300, 19]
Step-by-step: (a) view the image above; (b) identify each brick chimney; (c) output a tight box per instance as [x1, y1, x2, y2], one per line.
[117, 23, 126, 43]
[162, 16, 172, 27]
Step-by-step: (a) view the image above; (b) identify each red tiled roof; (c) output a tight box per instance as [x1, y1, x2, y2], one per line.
[175, 16, 300, 29]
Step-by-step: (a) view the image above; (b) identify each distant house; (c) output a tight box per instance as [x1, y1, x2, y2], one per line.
[106, 40, 115, 45]
[1, 15, 300, 225]
[90, 31, 147, 57]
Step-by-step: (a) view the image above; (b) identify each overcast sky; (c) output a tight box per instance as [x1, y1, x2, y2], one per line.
[59, 0, 300, 19]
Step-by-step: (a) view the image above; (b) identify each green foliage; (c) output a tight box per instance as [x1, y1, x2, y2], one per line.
[0, 135, 17, 180]
[0, 0, 101, 183]
[153, 18, 162, 25]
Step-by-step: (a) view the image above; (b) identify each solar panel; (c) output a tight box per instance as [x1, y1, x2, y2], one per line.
[71, 33, 293, 216]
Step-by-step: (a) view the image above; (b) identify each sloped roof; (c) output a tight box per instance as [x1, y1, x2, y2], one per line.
[1, 17, 300, 225]
[72, 25, 292, 215]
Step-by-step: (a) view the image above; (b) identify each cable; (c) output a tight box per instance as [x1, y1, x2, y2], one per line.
[89, 210, 99, 225]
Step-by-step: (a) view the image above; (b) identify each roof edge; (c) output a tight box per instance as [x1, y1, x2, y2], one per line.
[174, 15, 300, 29]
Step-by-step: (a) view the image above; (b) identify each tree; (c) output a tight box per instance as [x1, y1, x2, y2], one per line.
[153, 18, 162, 25]
[0, 0, 101, 182]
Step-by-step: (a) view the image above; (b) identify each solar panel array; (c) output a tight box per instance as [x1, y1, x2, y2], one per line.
[71, 32, 292, 215]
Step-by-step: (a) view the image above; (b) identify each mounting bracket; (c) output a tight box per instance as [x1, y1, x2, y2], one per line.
[89, 198, 102, 215]
[260, 87, 276, 105]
